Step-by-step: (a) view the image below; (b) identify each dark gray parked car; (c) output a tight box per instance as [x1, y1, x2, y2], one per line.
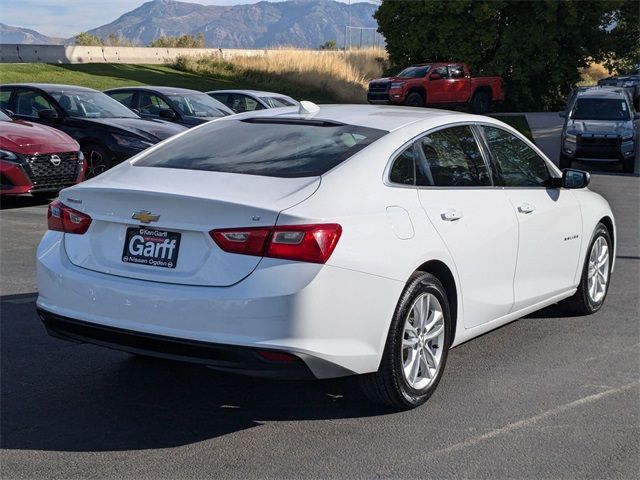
[105, 86, 233, 128]
[560, 86, 638, 173]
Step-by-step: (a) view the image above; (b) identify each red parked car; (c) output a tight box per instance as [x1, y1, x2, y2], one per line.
[368, 62, 504, 113]
[0, 110, 85, 197]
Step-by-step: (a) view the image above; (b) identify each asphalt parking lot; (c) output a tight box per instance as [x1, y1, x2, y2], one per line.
[1, 117, 639, 479]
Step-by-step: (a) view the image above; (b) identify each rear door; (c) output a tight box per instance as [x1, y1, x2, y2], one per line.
[416, 124, 519, 328]
[440, 65, 470, 103]
[479, 125, 583, 309]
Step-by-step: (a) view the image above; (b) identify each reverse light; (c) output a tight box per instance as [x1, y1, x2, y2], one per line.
[47, 199, 92, 234]
[210, 224, 342, 264]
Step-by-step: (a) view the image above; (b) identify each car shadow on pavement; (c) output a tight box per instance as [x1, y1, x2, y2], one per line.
[0, 295, 391, 453]
[0, 195, 52, 210]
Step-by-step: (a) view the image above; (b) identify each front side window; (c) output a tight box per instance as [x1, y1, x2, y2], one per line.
[482, 126, 551, 187]
[137, 93, 172, 117]
[14, 90, 55, 117]
[109, 91, 134, 108]
[432, 66, 449, 79]
[417, 125, 491, 187]
[231, 94, 264, 113]
[135, 118, 387, 178]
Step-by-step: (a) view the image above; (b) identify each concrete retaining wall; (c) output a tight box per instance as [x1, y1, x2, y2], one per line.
[0, 44, 295, 64]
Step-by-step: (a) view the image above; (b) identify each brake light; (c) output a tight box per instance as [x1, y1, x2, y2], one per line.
[47, 199, 92, 234]
[210, 224, 342, 264]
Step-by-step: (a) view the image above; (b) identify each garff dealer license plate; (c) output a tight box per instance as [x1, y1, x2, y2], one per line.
[122, 227, 181, 268]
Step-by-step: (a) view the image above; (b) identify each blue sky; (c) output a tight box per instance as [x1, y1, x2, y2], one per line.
[1, 0, 370, 38]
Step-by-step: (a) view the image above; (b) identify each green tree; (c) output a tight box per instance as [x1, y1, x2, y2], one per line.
[375, 0, 635, 110]
[74, 32, 103, 46]
[150, 33, 206, 48]
[319, 40, 338, 51]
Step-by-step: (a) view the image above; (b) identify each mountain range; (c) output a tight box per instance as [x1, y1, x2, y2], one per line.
[0, 23, 63, 45]
[2, 0, 380, 49]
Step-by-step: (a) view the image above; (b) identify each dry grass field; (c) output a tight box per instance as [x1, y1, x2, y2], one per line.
[173, 48, 388, 103]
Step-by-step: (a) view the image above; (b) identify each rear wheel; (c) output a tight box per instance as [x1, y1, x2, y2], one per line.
[83, 143, 111, 178]
[359, 272, 451, 409]
[559, 153, 573, 169]
[470, 91, 490, 114]
[405, 92, 425, 108]
[560, 223, 612, 315]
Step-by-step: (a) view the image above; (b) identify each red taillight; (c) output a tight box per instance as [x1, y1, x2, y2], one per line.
[47, 199, 92, 234]
[210, 223, 342, 264]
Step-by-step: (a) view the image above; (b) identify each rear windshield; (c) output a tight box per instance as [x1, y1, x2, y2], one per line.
[571, 98, 631, 121]
[134, 118, 387, 178]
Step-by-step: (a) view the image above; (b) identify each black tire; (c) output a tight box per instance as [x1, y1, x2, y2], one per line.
[470, 91, 490, 114]
[560, 223, 612, 315]
[83, 143, 112, 178]
[405, 92, 425, 108]
[559, 153, 573, 169]
[359, 272, 452, 410]
[622, 156, 635, 174]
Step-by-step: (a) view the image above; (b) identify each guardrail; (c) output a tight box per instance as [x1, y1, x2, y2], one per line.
[0, 44, 282, 64]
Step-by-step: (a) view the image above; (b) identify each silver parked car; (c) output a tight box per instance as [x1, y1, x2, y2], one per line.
[206, 90, 299, 113]
[560, 86, 638, 173]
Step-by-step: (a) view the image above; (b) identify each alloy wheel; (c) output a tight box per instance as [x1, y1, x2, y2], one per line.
[401, 292, 445, 390]
[587, 236, 609, 303]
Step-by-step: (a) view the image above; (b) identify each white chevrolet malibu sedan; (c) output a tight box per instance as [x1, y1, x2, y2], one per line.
[37, 103, 615, 409]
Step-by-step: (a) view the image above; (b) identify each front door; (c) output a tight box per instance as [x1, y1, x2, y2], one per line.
[479, 125, 583, 310]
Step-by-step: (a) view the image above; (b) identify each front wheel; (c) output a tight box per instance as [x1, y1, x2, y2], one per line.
[359, 272, 451, 409]
[83, 143, 112, 179]
[560, 223, 612, 315]
[405, 92, 425, 108]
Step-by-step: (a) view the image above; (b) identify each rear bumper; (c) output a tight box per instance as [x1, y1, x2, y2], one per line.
[36, 231, 403, 379]
[38, 309, 315, 379]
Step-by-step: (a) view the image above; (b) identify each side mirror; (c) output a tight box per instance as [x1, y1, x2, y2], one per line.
[3, 109, 15, 118]
[38, 109, 59, 120]
[429, 73, 442, 80]
[558, 111, 566, 118]
[562, 168, 590, 189]
[159, 109, 177, 120]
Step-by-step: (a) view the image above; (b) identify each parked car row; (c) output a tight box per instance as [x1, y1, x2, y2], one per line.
[0, 82, 299, 197]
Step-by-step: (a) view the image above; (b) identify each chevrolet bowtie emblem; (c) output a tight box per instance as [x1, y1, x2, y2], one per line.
[132, 211, 160, 223]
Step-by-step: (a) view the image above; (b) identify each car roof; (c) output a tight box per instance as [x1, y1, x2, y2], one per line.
[1, 83, 98, 92]
[229, 104, 463, 132]
[576, 86, 629, 99]
[106, 86, 205, 95]
[206, 89, 294, 98]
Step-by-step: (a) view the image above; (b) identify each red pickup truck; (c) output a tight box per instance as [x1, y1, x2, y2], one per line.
[368, 63, 504, 114]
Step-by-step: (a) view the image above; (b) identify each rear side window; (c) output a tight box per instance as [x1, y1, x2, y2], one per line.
[389, 146, 417, 185]
[482, 126, 550, 187]
[417, 125, 491, 187]
[135, 118, 387, 178]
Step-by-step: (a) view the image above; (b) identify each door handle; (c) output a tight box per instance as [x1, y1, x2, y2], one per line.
[517, 203, 536, 214]
[441, 209, 464, 221]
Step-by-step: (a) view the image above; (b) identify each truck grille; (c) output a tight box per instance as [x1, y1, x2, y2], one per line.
[576, 135, 621, 160]
[24, 152, 81, 191]
[368, 81, 390, 103]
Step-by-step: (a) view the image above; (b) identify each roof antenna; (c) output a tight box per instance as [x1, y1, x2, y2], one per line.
[298, 101, 321, 114]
